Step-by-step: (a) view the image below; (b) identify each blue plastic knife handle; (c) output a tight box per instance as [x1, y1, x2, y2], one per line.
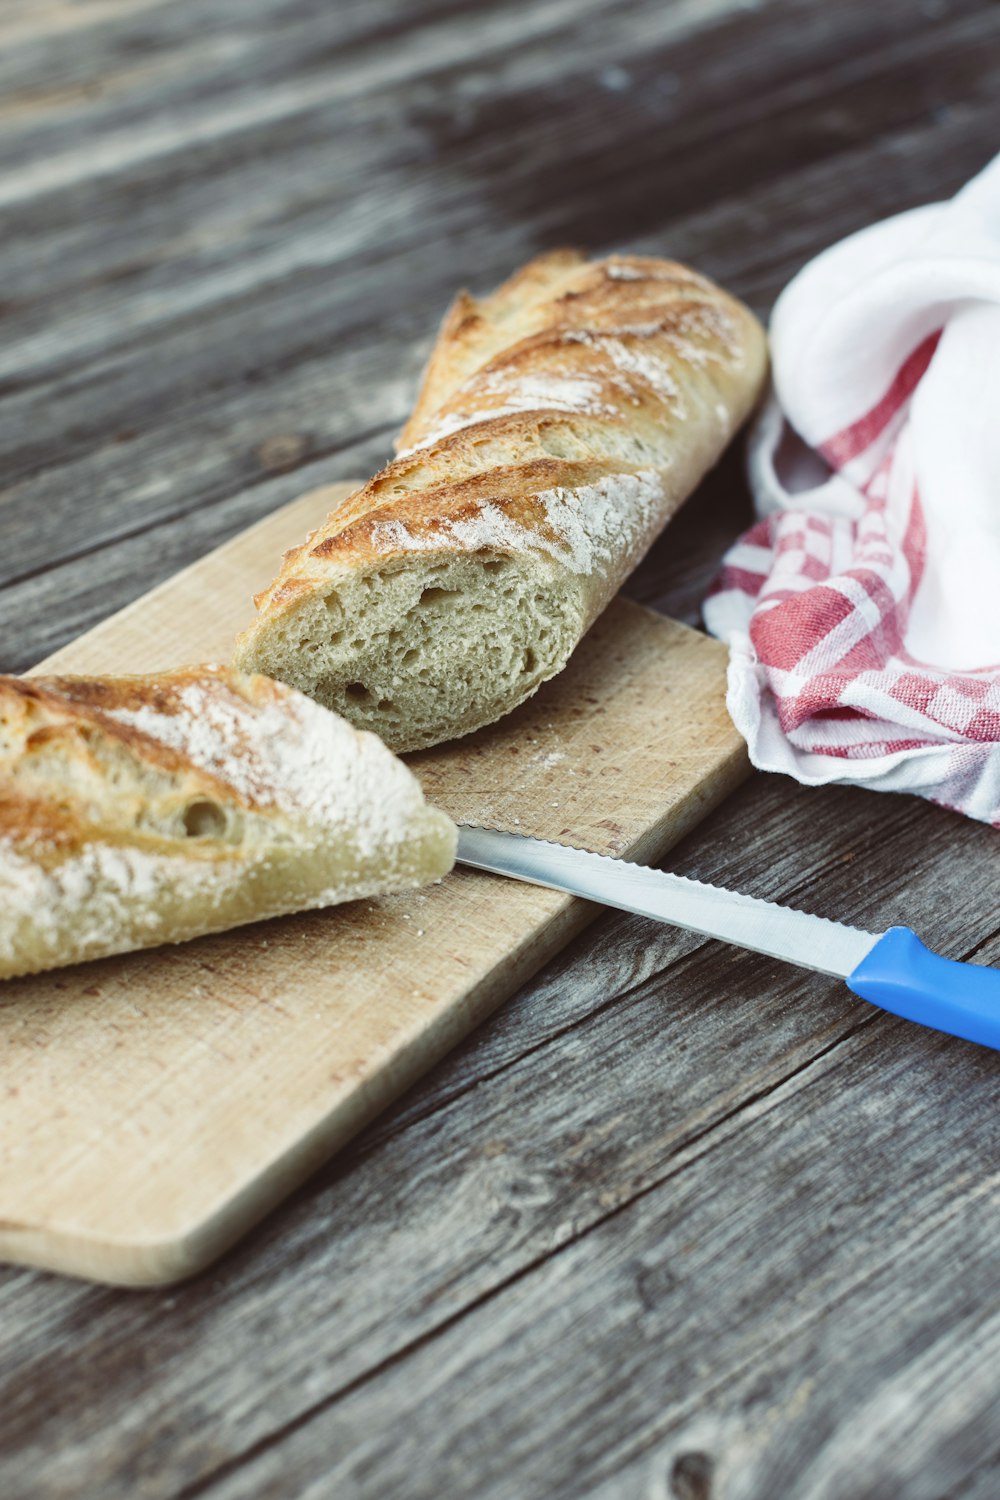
[847, 926, 1000, 1050]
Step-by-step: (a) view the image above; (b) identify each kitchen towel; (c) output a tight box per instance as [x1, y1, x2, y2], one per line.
[703, 150, 1000, 826]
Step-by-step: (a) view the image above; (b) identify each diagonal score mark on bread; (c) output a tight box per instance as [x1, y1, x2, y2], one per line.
[0, 667, 456, 980]
[234, 251, 768, 753]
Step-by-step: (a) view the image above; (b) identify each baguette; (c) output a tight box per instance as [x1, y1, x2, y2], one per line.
[233, 250, 767, 752]
[0, 665, 456, 980]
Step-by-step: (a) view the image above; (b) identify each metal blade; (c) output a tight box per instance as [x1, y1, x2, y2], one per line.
[455, 826, 881, 979]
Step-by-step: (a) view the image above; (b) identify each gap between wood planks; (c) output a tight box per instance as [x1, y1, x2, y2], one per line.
[177, 953, 1000, 1500]
[1, 0, 990, 391]
[0, 420, 395, 599]
[172, 1016, 884, 1500]
[1, 79, 995, 612]
[167, 788, 1000, 1495]
[345, 781, 960, 1159]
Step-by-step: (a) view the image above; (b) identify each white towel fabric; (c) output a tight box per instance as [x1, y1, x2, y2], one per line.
[703, 151, 1000, 826]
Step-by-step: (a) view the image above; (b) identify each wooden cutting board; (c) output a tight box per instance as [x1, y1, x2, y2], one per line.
[0, 483, 748, 1286]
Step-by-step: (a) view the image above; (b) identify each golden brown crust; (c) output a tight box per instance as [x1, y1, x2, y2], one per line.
[0, 665, 457, 978]
[243, 251, 767, 630]
[0, 665, 444, 856]
[0, 669, 264, 861]
[233, 252, 767, 754]
[402, 249, 589, 436]
[397, 251, 731, 453]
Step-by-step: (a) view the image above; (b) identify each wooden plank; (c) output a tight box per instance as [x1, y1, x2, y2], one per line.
[0, 426, 398, 674]
[0, 482, 747, 1286]
[2, 770, 999, 1498]
[197, 966, 1000, 1500]
[6, 60, 995, 671]
[2, 0, 999, 1496]
[0, 79, 995, 671]
[0, 0, 995, 606]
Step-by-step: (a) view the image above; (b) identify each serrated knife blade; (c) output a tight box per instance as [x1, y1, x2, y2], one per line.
[456, 825, 875, 977]
[455, 825, 1000, 1053]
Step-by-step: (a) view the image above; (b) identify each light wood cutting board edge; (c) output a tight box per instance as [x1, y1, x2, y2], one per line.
[1, 890, 597, 1286]
[0, 750, 748, 1288]
[2, 485, 750, 1286]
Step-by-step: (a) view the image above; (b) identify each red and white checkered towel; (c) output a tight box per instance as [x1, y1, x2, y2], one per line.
[703, 152, 1000, 826]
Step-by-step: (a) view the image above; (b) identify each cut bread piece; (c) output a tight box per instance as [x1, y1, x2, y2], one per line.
[0, 666, 456, 980]
[233, 251, 768, 752]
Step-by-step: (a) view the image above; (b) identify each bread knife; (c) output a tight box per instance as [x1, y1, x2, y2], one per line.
[456, 825, 1000, 1052]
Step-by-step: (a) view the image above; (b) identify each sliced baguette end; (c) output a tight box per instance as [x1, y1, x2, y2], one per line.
[234, 547, 587, 753]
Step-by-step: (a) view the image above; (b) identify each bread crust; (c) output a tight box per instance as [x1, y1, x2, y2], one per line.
[234, 251, 768, 750]
[0, 665, 456, 979]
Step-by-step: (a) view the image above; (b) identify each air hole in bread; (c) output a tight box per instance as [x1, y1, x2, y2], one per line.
[324, 592, 342, 614]
[536, 430, 575, 459]
[183, 799, 227, 838]
[236, 545, 587, 751]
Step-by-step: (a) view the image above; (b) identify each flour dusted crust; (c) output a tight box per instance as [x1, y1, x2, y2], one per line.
[233, 250, 768, 751]
[0, 666, 456, 980]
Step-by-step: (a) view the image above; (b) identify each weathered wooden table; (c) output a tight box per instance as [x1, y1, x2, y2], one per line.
[2, 2, 1000, 1496]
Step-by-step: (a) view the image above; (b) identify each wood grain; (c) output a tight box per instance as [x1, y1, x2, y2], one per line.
[0, 483, 746, 1286]
[0, 0, 996, 659]
[4, 775, 999, 1500]
[2, 0, 999, 1494]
